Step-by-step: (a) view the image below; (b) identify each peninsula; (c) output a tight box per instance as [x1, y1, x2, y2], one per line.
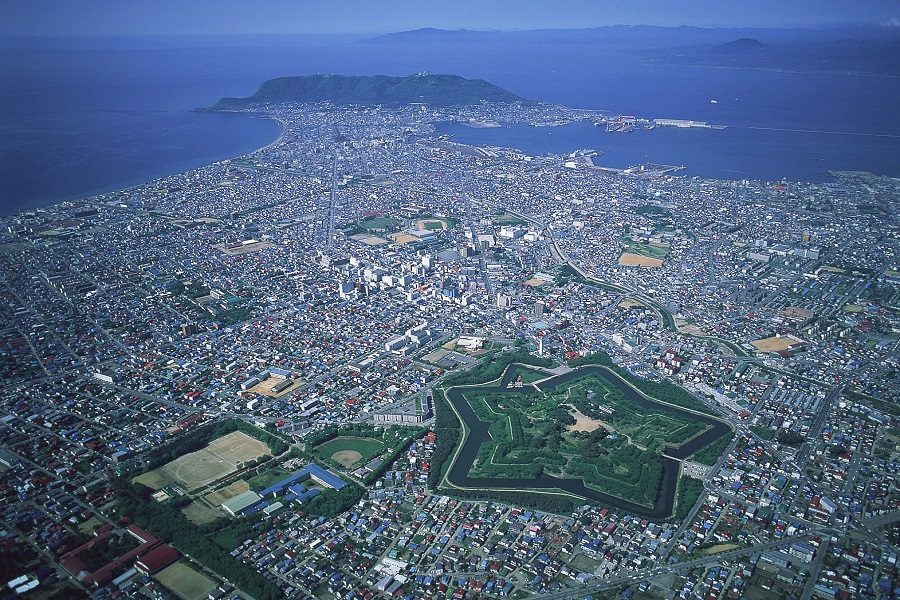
[211, 73, 528, 109]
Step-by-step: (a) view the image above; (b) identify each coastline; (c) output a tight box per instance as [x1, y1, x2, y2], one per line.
[8, 104, 898, 219]
[0, 110, 283, 219]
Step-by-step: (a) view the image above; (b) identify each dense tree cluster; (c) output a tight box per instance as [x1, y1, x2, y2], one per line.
[442, 349, 554, 387]
[0, 545, 40, 583]
[303, 484, 365, 518]
[566, 442, 663, 507]
[674, 477, 705, 521]
[427, 389, 462, 489]
[690, 431, 734, 465]
[776, 430, 806, 447]
[568, 352, 714, 415]
[112, 479, 282, 600]
[578, 427, 610, 457]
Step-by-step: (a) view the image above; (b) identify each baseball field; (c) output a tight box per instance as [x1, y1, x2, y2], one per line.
[314, 436, 386, 468]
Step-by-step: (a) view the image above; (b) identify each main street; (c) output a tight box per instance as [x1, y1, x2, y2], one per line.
[795, 385, 845, 469]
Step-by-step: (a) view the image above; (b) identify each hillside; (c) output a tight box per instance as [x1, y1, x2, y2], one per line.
[210, 74, 527, 109]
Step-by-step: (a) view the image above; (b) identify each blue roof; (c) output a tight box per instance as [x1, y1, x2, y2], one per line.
[259, 464, 347, 498]
[299, 488, 321, 502]
[305, 464, 347, 489]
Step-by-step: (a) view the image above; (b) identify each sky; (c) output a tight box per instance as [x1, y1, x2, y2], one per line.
[1, 0, 898, 37]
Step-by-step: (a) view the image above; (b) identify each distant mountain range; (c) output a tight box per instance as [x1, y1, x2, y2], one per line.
[361, 24, 900, 46]
[637, 37, 900, 75]
[708, 38, 767, 54]
[210, 74, 527, 109]
[360, 26, 899, 76]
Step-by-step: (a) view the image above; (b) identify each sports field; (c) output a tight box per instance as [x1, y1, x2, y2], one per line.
[205, 479, 250, 507]
[389, 232, 419, 244]
[314, 436, 386, 468]
[350, 232, 388, 246]
[361, 236, 388, 245]
[215, 241, 274, 256]
[618, 240, 670, 267]
[155, 561, 216, 600]
[491, 213, 526, 226]
[247, 375, 301, 398]
[522, 277, 548, 287]
[416, 218, 449, 231]
[618, 298, 646, 309]
[751, 335, 802, 352]
[359, 216, 400, 231]
[133, 431, 270, 492]
[618, 252, 663, 267]
[782, 306, 813, 319]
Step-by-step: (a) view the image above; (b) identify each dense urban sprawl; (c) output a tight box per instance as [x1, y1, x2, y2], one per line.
[1, 99, 898, 600]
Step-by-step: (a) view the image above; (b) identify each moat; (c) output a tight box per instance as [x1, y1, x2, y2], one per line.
[442, 364, 732, 519]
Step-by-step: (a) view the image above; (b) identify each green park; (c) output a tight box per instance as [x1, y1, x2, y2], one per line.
[429, 350, 732, 518]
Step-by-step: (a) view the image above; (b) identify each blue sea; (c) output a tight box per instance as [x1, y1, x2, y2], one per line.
[2, 34, 898, 215]
[435, 120, 900, 181]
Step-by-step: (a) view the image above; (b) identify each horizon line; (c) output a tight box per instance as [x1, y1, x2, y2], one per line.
[2, 21, 898, 40]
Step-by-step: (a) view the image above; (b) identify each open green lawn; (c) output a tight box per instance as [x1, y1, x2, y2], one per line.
[359, 216, 400, 231]
[569, 553, 601, 573]
[247, 466, 290, 492]
[491, 213, 527, 226]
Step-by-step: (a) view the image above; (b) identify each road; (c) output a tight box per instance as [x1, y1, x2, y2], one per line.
[536, 532, 823, 599]
[795, 385, 844, 469]
[660, 434, 741, 561]
[799, 539, 829, 600]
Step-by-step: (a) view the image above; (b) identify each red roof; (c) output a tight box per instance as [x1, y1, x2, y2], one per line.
[135, 543, 180, 575]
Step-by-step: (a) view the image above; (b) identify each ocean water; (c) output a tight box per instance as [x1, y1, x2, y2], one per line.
[0, 109, 279, 215]
[435, 120, 900, 181]
[2, 35, 898, 215]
